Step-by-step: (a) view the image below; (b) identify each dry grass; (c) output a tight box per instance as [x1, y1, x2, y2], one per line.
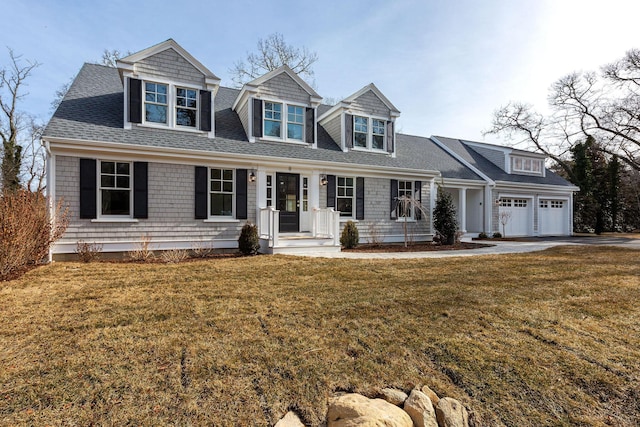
[1, 246, 639, 426]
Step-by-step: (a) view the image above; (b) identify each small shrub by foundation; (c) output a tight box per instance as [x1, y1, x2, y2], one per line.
[340, 220, 359, 249]
[238, 223, 260, 255]
[75, 240, 103, 263]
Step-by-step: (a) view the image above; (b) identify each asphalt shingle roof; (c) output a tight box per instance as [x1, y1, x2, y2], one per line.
[44, 63, 567, 187]
[434, 136, 575, 187]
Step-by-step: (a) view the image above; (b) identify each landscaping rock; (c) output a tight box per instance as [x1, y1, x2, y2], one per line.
[327, 393, 413, 427]
[420, 385, 440, 407]
[379, 388, 408, 406]
[403, 388, 438, 427]
[274, 411, 305, 427]
[435, 397, 469, 427]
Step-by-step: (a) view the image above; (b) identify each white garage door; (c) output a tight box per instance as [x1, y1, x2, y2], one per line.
[539, 199, 569, 235]
[499, 198, 531, 236]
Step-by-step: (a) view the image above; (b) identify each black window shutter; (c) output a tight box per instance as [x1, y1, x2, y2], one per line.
[252, 98, 263, 138]
[129, 78, 142, 124]
[133, 162, 148, 219]
[79, 158, 97, 219]
[326, 175, 336, 208]
[390, 179, 398, 219]
[236, 169, 248, 219]
[344, 114, 353, 149]
[356, 177, 365, 220]
[199, 90, 212, 132]
[386, 121, 394, 153]
[305, 107, 314, 144]
[194, 166, 208, 219]
[415, 181, 422, 220]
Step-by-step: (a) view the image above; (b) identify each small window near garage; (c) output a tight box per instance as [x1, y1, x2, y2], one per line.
[210, 168, 234, 217]
[397, 180, 414, 218]
[513, 199, 528, 207]
[512, 156, 543, 175]
[539, 200, 548, 208]
[551, 200, 564, 208]
[500, 198, 512, 207]
[100, 161, 131, 216]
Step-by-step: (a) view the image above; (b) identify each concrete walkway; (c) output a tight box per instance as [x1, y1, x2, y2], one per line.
[289, 236, 640, 259]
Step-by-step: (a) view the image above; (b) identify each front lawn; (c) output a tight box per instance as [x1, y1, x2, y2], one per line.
[1, 246, 639, 426]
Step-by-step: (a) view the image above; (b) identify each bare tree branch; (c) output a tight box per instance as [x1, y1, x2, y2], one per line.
[229, 33, 318, 88]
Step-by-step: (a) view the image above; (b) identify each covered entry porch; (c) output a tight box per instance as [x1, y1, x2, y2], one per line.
[440, 184, 488, 235]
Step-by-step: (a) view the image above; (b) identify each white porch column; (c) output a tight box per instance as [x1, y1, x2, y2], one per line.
[484, 185, 493, 233]
[310, 172, 320, 210]
[256, 169, 267, 231]
[458, 187, 467, 233]
[430, 179, 436, 234]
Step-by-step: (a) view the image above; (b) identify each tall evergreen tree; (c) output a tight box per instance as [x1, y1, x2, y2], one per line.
[608, 155, 621, 231]
[433, 187, 458, 245]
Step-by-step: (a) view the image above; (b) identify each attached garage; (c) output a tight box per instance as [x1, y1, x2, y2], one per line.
[499, 198, 531, 237]
[539, 199, 569, 235]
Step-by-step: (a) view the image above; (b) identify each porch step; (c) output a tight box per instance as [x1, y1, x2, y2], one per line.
[259, 235, 342, 255]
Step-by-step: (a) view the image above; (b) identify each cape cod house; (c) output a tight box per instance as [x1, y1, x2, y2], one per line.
[42, 39, 577, 257]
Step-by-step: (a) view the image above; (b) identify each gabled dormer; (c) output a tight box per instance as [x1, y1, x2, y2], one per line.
[318, 83, 400, 156]
[232, 65, 322, 146]
[117, 39, 221, 137]
[463, 141, 547, 177]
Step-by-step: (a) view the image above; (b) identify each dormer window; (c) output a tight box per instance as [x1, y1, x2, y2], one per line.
[262, 101, 305, 142]
[287, 105, 304, 140]
[512, 156, 543, 174]
[128, 78, 211, 132]
[176, 87, 198, 127]
[353, 115, 386, 151]
[145, 83, 168, 124]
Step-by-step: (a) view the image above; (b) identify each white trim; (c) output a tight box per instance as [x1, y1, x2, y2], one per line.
[244, 65, 321, 99]
[91, 218, 139, 223]
[45, 137, 441, 179]
[52, 238, 238, 254]
[203, 219, 241, 223]
[341, 83, 401, 115]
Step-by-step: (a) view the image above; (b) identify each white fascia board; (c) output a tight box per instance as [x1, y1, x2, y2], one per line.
[246, 65, 321, 99]
[434, 178, 487, 188]
[430, 136, 495, 185]
[494, 180, 580, 193]
[45, 137, 440, 179]
[232, 85, 258, 112]
[343, 83, 401, 115]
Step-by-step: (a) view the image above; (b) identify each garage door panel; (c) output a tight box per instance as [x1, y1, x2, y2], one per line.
[540, 199, 568, 235]
[499, 198, 531, 236]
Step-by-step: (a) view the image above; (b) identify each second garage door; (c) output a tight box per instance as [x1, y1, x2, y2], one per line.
[539, 199, 569, 235]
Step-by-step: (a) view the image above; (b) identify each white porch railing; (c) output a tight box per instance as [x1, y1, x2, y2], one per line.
[312, 208, 341, 246]
[259, 207, 341, 248]
[259, 206, 279, 248]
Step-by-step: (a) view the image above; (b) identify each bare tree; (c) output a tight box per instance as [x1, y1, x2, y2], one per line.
[499, 210, 512, 237]
[229, 33, 318, 88]
[486, 49, 640, 173]
[101, 49, 131, 67]
[1, 49, 40, 192]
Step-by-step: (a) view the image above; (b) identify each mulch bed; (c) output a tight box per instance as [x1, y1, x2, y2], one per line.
[343, 242, 494, 252]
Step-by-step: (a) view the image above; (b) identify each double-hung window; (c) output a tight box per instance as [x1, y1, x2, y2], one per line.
[100, 161, 131, 216]
[264, 102, 282, 137]
[176, 87, 197, 127]
[210, 168, 234, 217]
[336, 177, 355, 217]
[397, 180, 414, 219]
[287, 105, 304, 141]
[263, 101, 305, 142]
[353, 115, 386, 151]
[145, 83, 168, 124]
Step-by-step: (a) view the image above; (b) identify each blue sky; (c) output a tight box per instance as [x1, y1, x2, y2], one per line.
[4, 0, 640, 142]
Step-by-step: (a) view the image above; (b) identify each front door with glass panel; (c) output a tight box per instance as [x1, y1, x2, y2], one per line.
[276, 173, 300, 232]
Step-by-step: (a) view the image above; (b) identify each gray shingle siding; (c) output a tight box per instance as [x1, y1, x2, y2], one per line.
[55, 155, 255, 246]
[136, 48, 205, 86]
[351, 90, 391, 117]
[259, 72, 310, 105]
